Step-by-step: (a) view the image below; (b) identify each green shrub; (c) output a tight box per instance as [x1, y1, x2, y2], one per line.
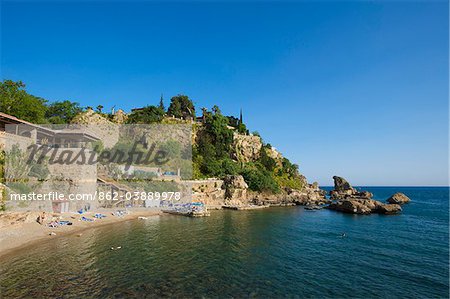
[241, 163, 279, 193]
[259, 147, 277, 172]
[126, 105, 165, 124]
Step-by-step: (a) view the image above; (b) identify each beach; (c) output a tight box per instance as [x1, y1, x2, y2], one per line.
[0, 208, 163, 259]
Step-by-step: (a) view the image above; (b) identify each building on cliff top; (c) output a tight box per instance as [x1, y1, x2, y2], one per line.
[0, 112, 100, 148]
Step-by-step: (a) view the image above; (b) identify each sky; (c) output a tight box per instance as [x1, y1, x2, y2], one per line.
[1, 1, 448, 186]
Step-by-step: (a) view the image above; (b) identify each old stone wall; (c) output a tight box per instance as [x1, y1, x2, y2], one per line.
[0, 131, 34, 151]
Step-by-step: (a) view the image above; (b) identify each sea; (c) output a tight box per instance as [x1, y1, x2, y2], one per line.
[0, 187, 448, 298]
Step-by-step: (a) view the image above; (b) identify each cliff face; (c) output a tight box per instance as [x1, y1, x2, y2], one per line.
[112, 109, 128, 124]
[190, 174, 327, 209]
[70, 110, 324, 207]
[266, 146, 282, 161]
[232, 133, 262, 163]
[189, 175, 249, 208]
[190, 179, 225, 209]
[193, 127, 324, 207]
[71, 109, 119, 148]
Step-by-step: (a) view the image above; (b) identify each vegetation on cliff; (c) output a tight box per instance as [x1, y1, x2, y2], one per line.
[0, 79, 305, 194]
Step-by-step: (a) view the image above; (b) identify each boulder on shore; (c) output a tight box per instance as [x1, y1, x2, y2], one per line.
[387, 192, 411, 204]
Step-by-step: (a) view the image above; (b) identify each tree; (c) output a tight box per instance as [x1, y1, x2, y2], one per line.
[259, 146, 277, 172]
[227, 116, 239, 127]
[203, 106, 233, 159]
[159, 94, 165, 111]
[0, 80, 48, 123]
[96, 105, 104, 113]
[126, 105, 165, 124]
[46, 100, 83, 124]
[237, 123, 248, 134]
[167, 95, 195, 119]
[281, 158, 299, 177]
[212, 105, 220, 114]
[227, 111, 247, 133]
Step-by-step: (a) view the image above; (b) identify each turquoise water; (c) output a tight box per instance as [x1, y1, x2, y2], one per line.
[0, 187, 448, 298]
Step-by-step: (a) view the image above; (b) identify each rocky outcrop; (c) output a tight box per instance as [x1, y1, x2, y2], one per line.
[286, 184, 328, 206]
[333, 176, 354, 192]
[328, 199, 402, 215]
[328, 199, 372, 214]
[71, 109, 119, 148]
[223, 175, 248, 206]
[377, 203, 403, 214]
[112, 109, 128, 124]
[248, 183, 328, 207]
[327, 176, 403, 215]
[249, 192, 297, 207]
[387, 192, 411, 204]
[232, 133, 262, 163]
[266, 146, 282, 161]
[190, 179, 225, 209]
[330, 176, 373, 200]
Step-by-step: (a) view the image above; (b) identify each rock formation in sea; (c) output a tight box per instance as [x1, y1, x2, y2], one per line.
[248, 183, 328, 207]
[327, 199, 402, 215]
[329, 176, 373, 200]
[327, 176, 402, 215]
[387, 192, 411, 204]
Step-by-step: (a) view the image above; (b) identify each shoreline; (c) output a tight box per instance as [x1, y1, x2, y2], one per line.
[0, 208, 164, 259]
[0, 205, 277, 259]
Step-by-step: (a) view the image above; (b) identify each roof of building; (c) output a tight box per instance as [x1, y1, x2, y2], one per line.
[0, 111, 100, 141]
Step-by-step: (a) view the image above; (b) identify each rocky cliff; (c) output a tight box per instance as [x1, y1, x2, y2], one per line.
[71, 109, 119, 148]
[72, 110, 325, 208]
[232, 133, 262, 163]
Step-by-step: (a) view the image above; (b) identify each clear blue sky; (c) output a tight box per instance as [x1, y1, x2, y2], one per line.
[1, 1, 448, 186]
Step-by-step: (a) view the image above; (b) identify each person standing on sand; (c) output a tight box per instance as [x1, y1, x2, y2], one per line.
[37, 212, 46, 225]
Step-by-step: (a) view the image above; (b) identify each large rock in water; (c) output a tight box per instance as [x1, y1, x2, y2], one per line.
[387, 192, 411, 204]
[327, 176, 401, 215]
[377, 203, 403, 215]
[330, 176, 373, 200]
[327, 199, 402, 215]
[328, 199, 373, 214]
[333, 176, 354, 192]
[286, 184, 329, 206]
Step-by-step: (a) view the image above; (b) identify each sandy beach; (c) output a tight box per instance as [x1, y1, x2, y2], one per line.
[0, 208, 163, 259]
